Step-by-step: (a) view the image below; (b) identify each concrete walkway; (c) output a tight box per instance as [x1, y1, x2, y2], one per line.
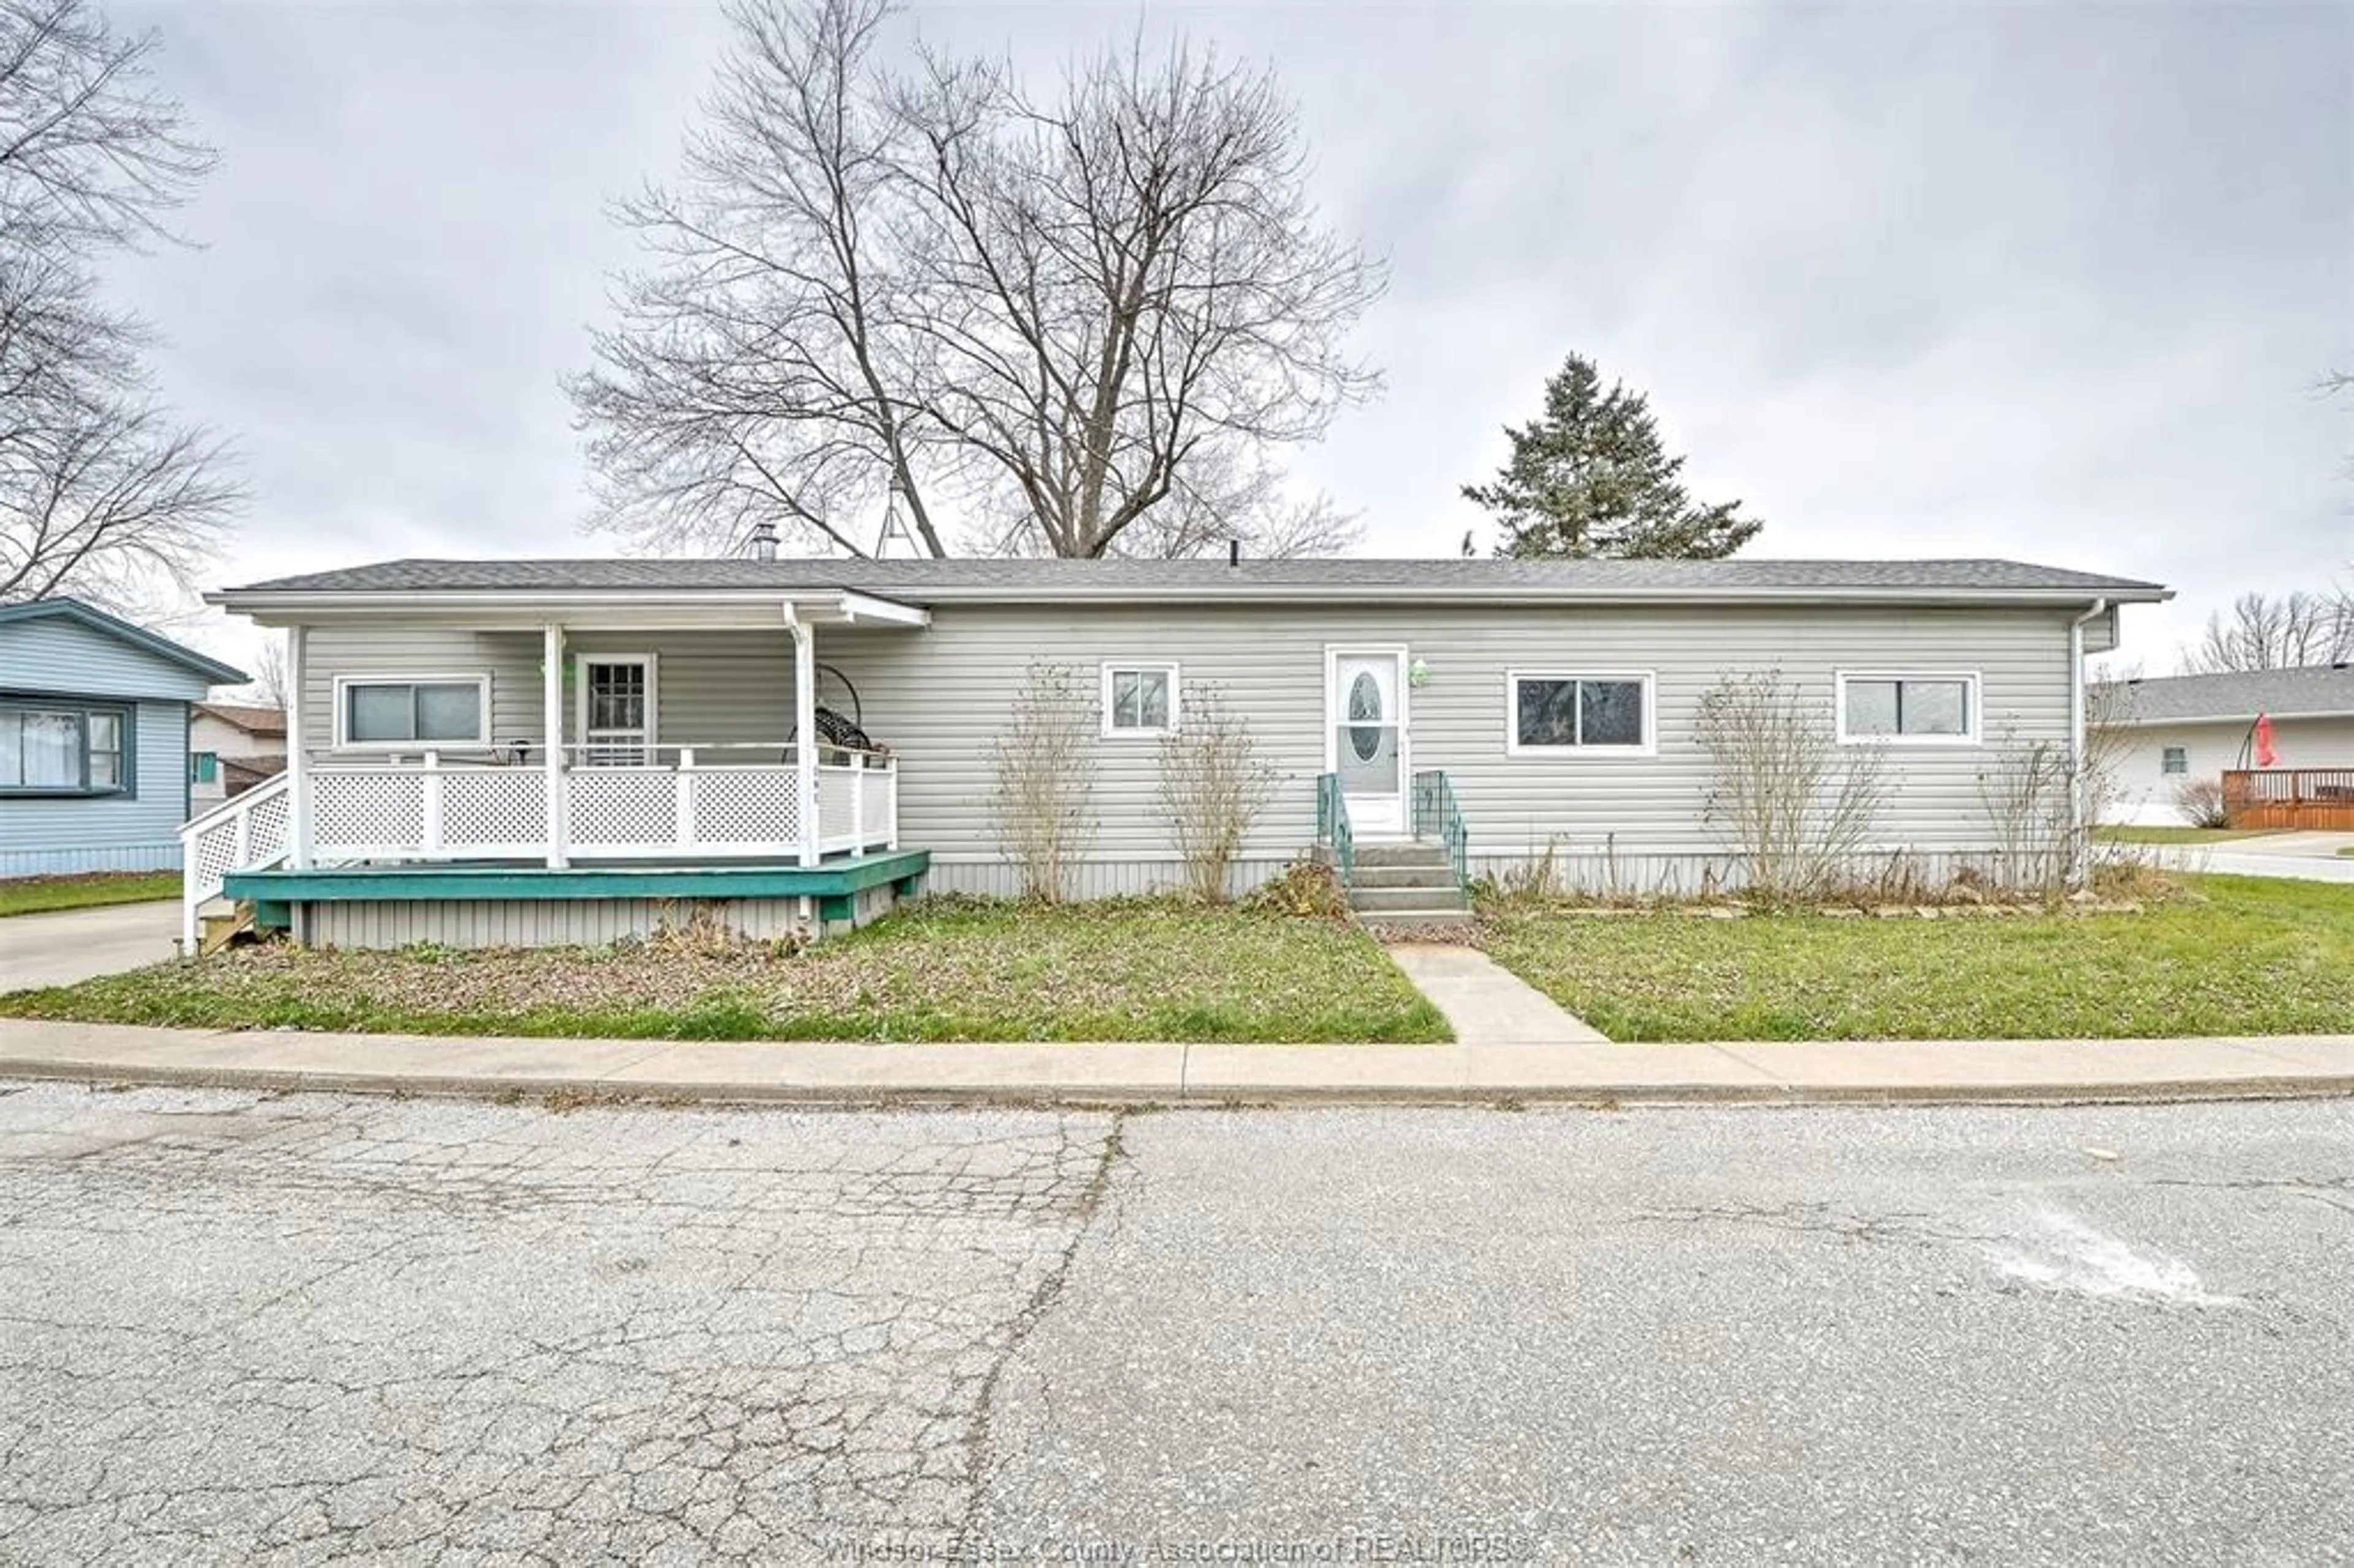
[2, 1018, 2350, 1106]
[1384, 942, 1607, 1043]
[0, 901, 180, 991]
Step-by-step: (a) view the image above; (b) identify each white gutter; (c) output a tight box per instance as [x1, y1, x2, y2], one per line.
[2069, 597, 2109, 886]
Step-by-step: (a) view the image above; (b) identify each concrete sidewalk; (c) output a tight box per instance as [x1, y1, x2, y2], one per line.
[2, 1018, 2351, 1106]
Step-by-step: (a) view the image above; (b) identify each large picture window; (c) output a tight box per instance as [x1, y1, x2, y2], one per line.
[1836, 672, 1979, 745]
[0, 701, 131, 795]
[1507, 672, 1653, 755]
[335, 677, 489, 749]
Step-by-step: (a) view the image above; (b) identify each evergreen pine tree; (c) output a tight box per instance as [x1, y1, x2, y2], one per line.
[1463, 354, 1762, 560]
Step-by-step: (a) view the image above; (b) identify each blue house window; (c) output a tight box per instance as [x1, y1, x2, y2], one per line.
[0, 701, 132, 796]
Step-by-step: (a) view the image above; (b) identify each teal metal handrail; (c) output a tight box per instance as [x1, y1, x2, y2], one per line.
[1314, 772, 1354, 888]
[1411, 769, 1469, 890]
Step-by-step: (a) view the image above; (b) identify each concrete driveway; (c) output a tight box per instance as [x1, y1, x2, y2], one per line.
[0, 900, 178, 991]
[2130, 831, 2354, 883]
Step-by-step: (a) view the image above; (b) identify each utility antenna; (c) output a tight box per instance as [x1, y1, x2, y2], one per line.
[873, 478, 923, 559]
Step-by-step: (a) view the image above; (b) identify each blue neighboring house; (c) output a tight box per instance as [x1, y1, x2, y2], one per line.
[1, 599, 247, 878]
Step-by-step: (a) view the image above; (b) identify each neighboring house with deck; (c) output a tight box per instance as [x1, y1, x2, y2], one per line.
[1, 599, 247, 878]
[2095, 665, 2354, 828]
[183, 555, 2168, 950]
[188, 702, 288, 813]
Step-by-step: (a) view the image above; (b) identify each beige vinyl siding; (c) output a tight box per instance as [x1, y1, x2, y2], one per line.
[822, 602, 2074, 864]
[295, 602, 2081, 877]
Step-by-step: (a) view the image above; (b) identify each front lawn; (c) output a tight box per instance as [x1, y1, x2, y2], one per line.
[0, 898, 1450, 1044]
[0, 872, 181, 918]
[2093, 826, 2284, 845]
[1478, 875, 2354, 1041]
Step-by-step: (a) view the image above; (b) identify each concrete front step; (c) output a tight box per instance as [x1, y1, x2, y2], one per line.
[1349, 864, 1464, 889]
[1351, 843, 1452, 869]
[1349, 885, 1471, 915]
[1358, 908, 1472, 927]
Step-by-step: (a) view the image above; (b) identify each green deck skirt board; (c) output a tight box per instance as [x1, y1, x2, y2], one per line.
[224, 851, 931, 906]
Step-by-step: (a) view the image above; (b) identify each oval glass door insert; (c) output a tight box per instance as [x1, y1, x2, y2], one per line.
[1348, 671, 1383, 761]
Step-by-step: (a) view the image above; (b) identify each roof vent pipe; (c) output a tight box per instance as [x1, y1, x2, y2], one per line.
[1227, 539, 1241, 568]
[749, 520, 778, 562]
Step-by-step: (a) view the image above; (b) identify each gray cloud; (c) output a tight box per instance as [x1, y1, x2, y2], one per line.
[109, 0, 2354, 671]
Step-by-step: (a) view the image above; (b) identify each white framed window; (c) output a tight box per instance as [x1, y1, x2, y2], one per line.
[333, 675, 490, 750]
[1102, 662, 1178, 737]
[2161, 745, 2188, 776]
[1506, 671, 1655, 756]
[1836, 671, 1980, 745]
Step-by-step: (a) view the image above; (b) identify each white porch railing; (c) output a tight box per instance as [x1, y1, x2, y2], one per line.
[177, 745, 899, 953]
[310, 745, 897, 863]
[181, 773, 292, 950]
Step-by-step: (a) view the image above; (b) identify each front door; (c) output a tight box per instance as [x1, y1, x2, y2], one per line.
[577, 655, 655, 764]
[1328, 649, 1406, 835]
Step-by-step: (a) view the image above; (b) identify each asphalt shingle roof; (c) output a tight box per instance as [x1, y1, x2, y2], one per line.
[2096, 665, 2354, 723]
[221, 555, 2168, 601]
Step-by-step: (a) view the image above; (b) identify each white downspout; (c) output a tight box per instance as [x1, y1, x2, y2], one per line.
[2069, 597, 2109, 888]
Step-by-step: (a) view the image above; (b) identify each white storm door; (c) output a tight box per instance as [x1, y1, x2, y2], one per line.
[577, 656, 655, 765]
[1328, 649, 1407, 834]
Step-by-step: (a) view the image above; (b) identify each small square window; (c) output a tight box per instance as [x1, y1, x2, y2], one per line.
[2161, 746, 2187, 776]
[1103, 664, 1176, 736]
[192, 752, 219, 785]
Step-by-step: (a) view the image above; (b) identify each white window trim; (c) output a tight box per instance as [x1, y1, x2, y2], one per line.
[1504, 669, 1658, 758]
[573, 652, 661, 754]
[1101, 661, 1180, 739]
[1834, 669, 1982, 747]
[331, 673, 492, 753]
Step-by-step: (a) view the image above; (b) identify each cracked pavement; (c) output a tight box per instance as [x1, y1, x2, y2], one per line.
[1, 1086, 2348, 1562]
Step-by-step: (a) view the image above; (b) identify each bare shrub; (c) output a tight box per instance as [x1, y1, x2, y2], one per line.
[1157, 682, 1277, 902]
[1696, 671, 1886, 905]
[2173, 776, 2230, 830]
[990, 663, 1097, 900]
[1246, 859, 1348, 919]
[1975, 734, 2076, 899]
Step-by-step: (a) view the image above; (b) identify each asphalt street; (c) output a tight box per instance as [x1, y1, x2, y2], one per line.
[0, 1085, 2347, 1563]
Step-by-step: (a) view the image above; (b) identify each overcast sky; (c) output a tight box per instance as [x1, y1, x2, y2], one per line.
[110, 0, 2353, 674]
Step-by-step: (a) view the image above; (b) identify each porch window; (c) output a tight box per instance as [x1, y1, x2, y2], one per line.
[1837, 672, 1978, 745]
[1507, 673, 1652, 755]
[0, 701, 131, 795]
[1102, 663, 1177, 737]
[337, 677, 489, 748]
[2161, 745, 2187, 776]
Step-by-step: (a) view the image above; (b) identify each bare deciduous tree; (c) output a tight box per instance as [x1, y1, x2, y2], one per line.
[1157, 681, 1276, 901]
[2180, 590, 2354, 674]
[1696, 671, 1886, 905]
[0, 0, 240, 611]
[238, 637, 290, 709]
[989, 662, 1097, 900]
[571, 0, 1383, 561]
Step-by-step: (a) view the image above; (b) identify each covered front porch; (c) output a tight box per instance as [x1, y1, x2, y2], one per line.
[181, 585, 933, 950]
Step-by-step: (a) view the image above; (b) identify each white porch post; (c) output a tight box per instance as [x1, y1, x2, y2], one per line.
[286, 625, 312, 869]
[789, 611, 818, 867]
[543, 623, 567, 869]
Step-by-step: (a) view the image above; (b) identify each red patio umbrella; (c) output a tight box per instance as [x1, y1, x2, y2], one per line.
[2253, 712, 2278, 769]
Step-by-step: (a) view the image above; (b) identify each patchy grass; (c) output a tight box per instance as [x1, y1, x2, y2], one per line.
[0, 872, 180, 918]
[0, 897, 1450, 1045]
[1477, 875, 2354, 1041]
[2092, 826, 2286, 845]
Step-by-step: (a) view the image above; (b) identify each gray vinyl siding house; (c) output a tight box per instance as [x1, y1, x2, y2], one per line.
[194, 556, 2169, 948]
[1, 599, 246, 878]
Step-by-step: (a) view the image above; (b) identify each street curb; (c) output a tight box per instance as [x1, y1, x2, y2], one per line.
[6, 1056, 2351, 1110]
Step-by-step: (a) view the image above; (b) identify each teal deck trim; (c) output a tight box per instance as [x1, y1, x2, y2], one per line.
[227, 850, 931, 905]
